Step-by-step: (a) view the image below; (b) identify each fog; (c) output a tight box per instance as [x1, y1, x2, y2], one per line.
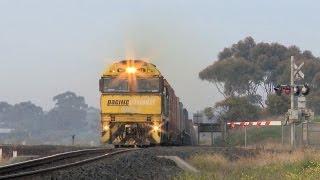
[0, 0, 319, 113]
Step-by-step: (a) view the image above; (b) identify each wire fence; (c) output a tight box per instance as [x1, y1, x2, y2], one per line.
[216, 122, 320, 148]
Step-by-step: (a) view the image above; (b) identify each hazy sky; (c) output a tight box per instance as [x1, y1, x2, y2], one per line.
[0, 0, 319, 113]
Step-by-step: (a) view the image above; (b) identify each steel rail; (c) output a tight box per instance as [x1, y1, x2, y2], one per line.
[0, 148, 138, 179]
[0, 147, 112, 175]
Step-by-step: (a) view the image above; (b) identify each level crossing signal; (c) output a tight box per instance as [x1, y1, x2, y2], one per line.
[274, 84, 310, 96]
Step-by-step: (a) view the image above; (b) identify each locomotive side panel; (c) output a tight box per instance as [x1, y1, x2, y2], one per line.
[164, 79, 181, 145]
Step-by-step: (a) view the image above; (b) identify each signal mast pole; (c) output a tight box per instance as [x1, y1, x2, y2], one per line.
[290, 56, 295, 147]
[290, 56, 295, 110]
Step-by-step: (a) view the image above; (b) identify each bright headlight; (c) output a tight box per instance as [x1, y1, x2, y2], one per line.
[126, 67, 137, 74]
[103, 125, 110, 131]
[153, 125, 160, 132]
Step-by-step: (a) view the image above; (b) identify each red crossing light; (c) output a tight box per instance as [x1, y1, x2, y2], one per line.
[283, 86, 291, 95]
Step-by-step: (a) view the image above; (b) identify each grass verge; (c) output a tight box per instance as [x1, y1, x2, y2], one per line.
[174, 148, 320, 180]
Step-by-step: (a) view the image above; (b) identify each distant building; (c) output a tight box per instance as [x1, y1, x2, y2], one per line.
[193, 111, 220, 124]
[193, 110, 223, 146]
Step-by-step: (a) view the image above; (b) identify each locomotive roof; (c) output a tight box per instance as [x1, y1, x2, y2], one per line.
[102, 60, 161, 77]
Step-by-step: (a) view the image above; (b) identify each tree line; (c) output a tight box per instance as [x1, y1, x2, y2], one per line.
[199, 37, 320, 121]
[0, 91, 100, 145]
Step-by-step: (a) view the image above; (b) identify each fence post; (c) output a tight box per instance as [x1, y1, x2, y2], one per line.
[302, 123, 304, 146]
[222, 120, 227, 145]
[211, 132, 214, 146]
[307, 121, 309, 146]
[281, 123, 284, 145]
[301, 123, 304, 147]
[72, 135, 75, 145]
[291, 123, 295, 148]
[244, 126, 247, 148]
[197, 126, 200, 145]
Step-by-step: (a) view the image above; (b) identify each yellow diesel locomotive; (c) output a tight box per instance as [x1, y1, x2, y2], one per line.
[99, 60, 194, 146]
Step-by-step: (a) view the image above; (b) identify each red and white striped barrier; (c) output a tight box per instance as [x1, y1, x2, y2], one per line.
[227, 121, 282, 128]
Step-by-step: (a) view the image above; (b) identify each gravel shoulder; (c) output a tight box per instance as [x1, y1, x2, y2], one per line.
[21, 146, 258, 180]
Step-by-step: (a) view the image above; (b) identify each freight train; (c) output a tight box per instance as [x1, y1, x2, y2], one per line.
[99, 60, 195, 146]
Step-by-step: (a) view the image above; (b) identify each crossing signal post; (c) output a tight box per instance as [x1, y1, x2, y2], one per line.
[274, 56, 314, 148]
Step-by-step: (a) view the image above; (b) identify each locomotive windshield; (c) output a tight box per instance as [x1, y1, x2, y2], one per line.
[101, 78, 129, 92]
[136, 78, 160, 92]
[100, 77, 160, 93]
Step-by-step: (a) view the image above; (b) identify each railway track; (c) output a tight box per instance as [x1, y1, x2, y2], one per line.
[0, 147, 138, 179]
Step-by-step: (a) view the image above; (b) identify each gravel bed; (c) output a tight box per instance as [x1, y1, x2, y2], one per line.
[16, 146, 259, 180]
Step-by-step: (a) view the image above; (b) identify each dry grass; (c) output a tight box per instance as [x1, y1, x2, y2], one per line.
[236, 149, 316, 167]
[247, 141, 292, 150]
[175, 146, 320, 180]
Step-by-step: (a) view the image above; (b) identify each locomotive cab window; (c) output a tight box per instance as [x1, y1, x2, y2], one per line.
[136, 78, 160, 92]
[100, 78, 129, 92]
